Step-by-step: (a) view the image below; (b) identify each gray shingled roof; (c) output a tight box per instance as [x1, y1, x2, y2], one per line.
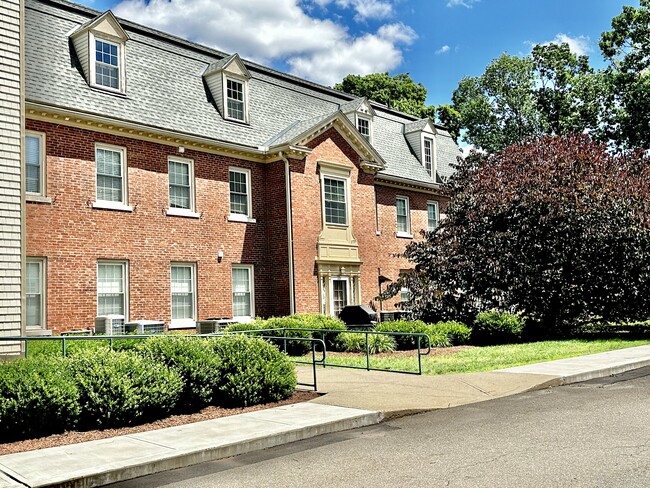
[26, 0, 458, 186]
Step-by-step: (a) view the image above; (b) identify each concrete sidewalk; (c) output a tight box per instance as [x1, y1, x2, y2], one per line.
[2, 345, 650, 487]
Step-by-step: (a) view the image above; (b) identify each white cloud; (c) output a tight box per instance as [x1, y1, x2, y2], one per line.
[113, 0, 416, 86]
[435, 45, 450, 55]
[545, 34, 592, 56]
[446, 0, 479, 8]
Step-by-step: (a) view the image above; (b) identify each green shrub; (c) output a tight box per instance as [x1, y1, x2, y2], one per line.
[209, 335, 296, 407]
[137, 336, 222, 410]
[375, 320, 430, 350]
[223, 322, 265, 335]
[0, 357, 80, 440]
[67, 348, 183, 429]
[431, 321, 472, 345]
[336, 332, 397, 354]
[423, 326, 452, 348]
[291, 313, 346, 350]
[472, 311, 524, 345]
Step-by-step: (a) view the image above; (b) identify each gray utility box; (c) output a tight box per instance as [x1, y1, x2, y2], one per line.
[124, 320, 166, 334]
[95, 315, 125, 335]
[196, 318, 238, 334]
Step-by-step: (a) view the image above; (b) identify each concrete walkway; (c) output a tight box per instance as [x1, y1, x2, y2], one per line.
[2, 345, 650, 487]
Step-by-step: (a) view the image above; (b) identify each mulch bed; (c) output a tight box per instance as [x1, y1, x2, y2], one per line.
[0, 390, 319, 456]
[321, 345, 474, 358]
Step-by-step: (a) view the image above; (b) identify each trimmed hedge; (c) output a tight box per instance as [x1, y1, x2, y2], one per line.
[337, 332, 397, 354]
[0, 357, 80, 441]
[209, 335, 297, 407]
[67, 348, 183, 429]
[431, 321, 472, 345]
[137, 336, 222, 410]
[472, 311, 524, 345]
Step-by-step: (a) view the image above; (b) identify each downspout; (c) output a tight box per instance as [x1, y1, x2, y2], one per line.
[279, 152, 296, 315]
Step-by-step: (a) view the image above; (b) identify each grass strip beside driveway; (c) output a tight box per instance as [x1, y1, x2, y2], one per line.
[301, 339, 650, 375]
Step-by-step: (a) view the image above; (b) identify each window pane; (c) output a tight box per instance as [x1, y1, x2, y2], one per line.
[357, 118, 370, 140]
[227, 79, 245, 120]
[171, 266, 194, 320]
[26, 262, 42, 327]
[428, 202, 438, 231]
[232, 268, 251, 317]
[95, 40, 119, 89]
[332, 279, 348, 316]
[424, 139, 432, 176]
[25, 136, 41, 193]
[397, 198, 408, 233]
[169, 161, 191, 209]
[324, 178, 346, 225]
[229, 170, 249, 215]
[96, 148, 123, 202]
[98, 263, 125, 316]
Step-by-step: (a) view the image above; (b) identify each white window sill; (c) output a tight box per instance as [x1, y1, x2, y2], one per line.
[166, 208, 200, 219]
[26, 194, 52, 204]
[168, 319, 196, 330]
[92, 201, 133, 212]
[228, 214, 256, 224]
[396, 231, 413, 239]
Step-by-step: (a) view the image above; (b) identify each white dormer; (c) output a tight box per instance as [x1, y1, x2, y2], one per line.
[404, 119, 438, 180]
[340, 97, 376, 145]
[69, 11, 129, 94]
[203, 54, 251, 124]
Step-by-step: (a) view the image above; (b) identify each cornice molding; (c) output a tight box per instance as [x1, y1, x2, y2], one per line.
[374, 176, 445, 196]
[25, 102, 311, 163]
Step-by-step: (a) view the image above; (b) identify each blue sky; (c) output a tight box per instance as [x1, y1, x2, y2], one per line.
[76, 0, 637, 107]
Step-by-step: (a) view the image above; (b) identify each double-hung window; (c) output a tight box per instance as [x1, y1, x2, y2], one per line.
[95, 144, 129, 210]
[26, 258, 45, 328]
[25, 131, 45, 196]
[396, 196, 411, 236]
[428, 201, 439, 231]
[95, 39, 120, 90]
[232, 265, 254, 320]
[229, 167, 253, 221]
[167, 157, 197, 216]
[170, 264, 196, 327]
[423, 138, 433, 177]
[226, 78, 246, 121]
[399, 270, 411, 304]
[357, 116, 370, 142]
[97, 261, 127, 318]
[323, 177, 347, 226]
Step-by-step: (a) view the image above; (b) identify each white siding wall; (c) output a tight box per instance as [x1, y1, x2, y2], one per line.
[0, 0, 25, 357]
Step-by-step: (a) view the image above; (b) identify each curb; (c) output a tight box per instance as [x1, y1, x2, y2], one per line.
[556, 358, 650, 386]
[0, 405, 382, 488]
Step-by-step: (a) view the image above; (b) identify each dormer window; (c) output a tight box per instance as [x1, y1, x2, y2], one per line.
[203, 54, 251, 124]
[357, 116, 371, 142]
[95, 39, 120, 90]
[226, 78, 246, 121]
[423, 137, 433, 177]
[69, 11, 129, 95]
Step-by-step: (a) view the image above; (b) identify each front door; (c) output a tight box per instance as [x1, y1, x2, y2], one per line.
[330, 276, 350, 317]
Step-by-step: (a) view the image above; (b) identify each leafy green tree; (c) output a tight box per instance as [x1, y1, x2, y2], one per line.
[599, 0, 650, 148]
[452, 46, 610, 153]
[390, 135, 650, 335]
[334, 72, 436, 119]
[435, 104, 461, 142]
[452, 54, 544, 153]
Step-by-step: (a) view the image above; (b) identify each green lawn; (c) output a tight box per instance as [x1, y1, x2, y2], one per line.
[301, 339, 650, 375]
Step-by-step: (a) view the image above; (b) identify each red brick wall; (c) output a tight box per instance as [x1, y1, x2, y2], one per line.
[26, 120, 288, 333]
[26, 120, 446, 332]
[290, 127, 446, 314]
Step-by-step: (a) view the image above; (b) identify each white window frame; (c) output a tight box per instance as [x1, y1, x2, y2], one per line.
[322, 175, 349, 227]
[93, 143, 132, 212]
[423, 137, 433, 177]
[26, 257, 46, 329]
[356, 114, 372, 143]
[89, 33, 126, 94]
[427, 201, 439, 232]
[97, 260, 129, 320]
[166, 156, 199, 218]
[228, 167, 255, 222]
[170, 263, 197, 329]
[329, 276, 351, 318]
[396, 196, 412, 238]
[232, 264, 255, 322]
[224, 75, 249, 123]
[399, 270, 411, 305]
[25, 130, 47, 199]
